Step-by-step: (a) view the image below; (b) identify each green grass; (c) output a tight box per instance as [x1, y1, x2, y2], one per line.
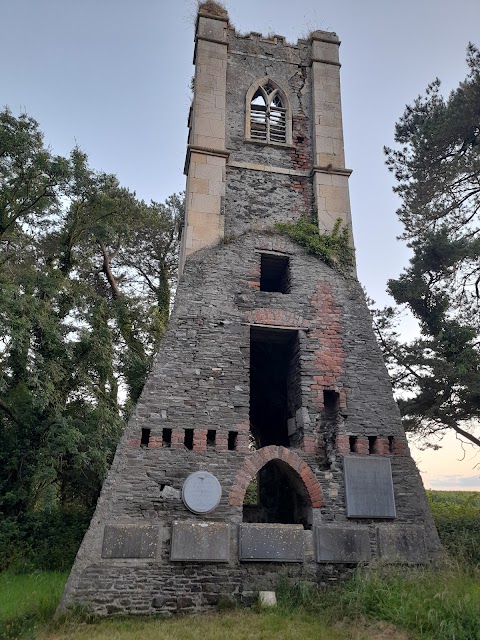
[43, 610, 405, 640]
[1, 491, 479, 639]
[334, 565, 480, 640]
[2, 566, 479, 640]
[0, 571, 67, 639]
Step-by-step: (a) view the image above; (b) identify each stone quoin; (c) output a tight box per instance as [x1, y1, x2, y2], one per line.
[59, 1, 441, 616]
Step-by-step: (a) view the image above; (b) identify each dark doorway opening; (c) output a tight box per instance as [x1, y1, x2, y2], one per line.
[243, 460, 312, 528]
[249, 326, 301, 448]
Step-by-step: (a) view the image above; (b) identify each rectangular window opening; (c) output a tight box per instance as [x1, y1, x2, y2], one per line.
[368, 436, 377, 454]
[162, 428, 172, 448]
[140, 428, 151, 448]
[349, 435, 357, 453]
[388, 435, 395, 454]
[184, 429, 194, 450]
[207, 430, 216, 449]
[250, 326, 301, 448]
[323, 390, 339, 412]
[260, 254, 290, 293]
[228, 431, 238, 451]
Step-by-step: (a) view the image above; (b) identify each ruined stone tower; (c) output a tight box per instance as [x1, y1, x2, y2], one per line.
[60, 3, 440, 615]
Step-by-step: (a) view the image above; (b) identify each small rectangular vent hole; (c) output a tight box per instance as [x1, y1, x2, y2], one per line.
[140, 428, 151, 448]
[207, 430, 216, 449]
[184, 429, 194, 450]
[368, 436, 377, 454]
[162, 428, 172, 448]
[388, 436, 395, 454]
[260, 254, 290, 293]
[228, 431, 238, 451]
[349, 436, 357, 453]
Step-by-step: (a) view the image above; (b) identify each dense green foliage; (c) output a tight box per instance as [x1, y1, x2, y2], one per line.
[375, 44, 480, 449]
[428, 490, 480, 565]
[275, 218, 354, 274]
[0, 510, 91, 572]
[0, 109, 183, 569]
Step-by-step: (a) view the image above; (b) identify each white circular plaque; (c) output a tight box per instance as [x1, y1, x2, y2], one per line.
[182, 471, 222, 514]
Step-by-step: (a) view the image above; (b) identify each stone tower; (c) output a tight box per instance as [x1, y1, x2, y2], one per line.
[60, 2, 440, 615]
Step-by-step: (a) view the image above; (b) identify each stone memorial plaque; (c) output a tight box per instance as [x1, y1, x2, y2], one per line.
[377, 525, 427, 563]
[344, 456, 396, 518]
[171, 522, 229, 562]
[102, 524, 158, 559]
[314, 526, 371, 563]
[239, 524, 304, 562]
[182, 471, 222, 514]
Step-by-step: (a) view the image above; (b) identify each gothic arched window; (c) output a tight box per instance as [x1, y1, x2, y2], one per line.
[246, 79, 291, 145]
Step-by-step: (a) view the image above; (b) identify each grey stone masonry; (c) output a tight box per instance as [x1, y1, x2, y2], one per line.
[59, 2, 441, 617]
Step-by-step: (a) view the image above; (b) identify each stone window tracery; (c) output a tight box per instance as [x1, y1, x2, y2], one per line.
[246, 78, 291, 145]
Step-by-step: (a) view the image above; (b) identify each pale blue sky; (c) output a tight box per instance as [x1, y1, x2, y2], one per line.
[2, 0, 479, 487]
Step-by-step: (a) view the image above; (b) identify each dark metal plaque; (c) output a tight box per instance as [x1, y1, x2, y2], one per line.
[171, 522, 229, 562]
[377, 525, 427, 563]
[102, 524, 158, 559]
[314, 526, 371, 563]
[344, 456, 396, 518]
[239, 524, 304, 562]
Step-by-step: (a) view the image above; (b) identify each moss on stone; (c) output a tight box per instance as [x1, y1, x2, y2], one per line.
[274, 218, 354, 274]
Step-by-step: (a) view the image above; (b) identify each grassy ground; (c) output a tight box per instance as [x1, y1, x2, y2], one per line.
[333, 564, 480, 640]
[0, 571, 66, 639]
[1, 491, 478, 639]
[43, 611, 408, 640]
[1, 565, 478, 640]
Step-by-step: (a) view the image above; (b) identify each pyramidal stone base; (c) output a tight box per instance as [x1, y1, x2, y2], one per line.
[59, 2, 441, 617]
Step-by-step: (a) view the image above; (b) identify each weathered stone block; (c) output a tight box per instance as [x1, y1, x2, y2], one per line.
[101, 524, 159, 559]
[377, 525, 427, 563]
[344, 456, 396, 518]
[239, 524, 304, 562]
[171, 522, 229, 562]
[314, 526, 371, 563]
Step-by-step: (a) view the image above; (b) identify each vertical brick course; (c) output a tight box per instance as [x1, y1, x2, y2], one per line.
[193, 429, 207, 452]
[171, 430, 184, 450]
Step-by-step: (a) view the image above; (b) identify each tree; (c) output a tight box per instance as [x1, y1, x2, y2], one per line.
[376, 44, 480, 450]
[0, 108, 184, 525]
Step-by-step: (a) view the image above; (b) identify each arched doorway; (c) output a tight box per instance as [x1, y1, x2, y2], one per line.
[230, 445, 324, 530]
[243, 459, 312, 528]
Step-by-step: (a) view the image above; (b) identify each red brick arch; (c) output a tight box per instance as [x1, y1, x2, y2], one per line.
[229, 445, 324, 508]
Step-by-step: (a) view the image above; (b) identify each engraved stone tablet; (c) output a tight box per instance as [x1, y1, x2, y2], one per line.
[344, 456, 396, 518]
[171, 522, 229, 562]
[182, 471, 222, 514]
[239, 524, 304, 562]
[314, 526, 371, 563]
[377, 525, 427, 563]
[102, 524, 158, 559]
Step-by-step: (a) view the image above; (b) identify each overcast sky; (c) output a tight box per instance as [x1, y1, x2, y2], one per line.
[2, 0, 479, 489]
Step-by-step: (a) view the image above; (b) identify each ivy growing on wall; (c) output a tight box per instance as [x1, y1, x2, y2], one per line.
[275, 218, 354, 273]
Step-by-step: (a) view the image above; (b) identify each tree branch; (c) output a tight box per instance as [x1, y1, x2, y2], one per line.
[97, 240, 121, 298]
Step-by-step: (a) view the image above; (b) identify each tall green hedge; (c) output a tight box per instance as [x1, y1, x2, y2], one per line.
[428, 490, 480, 566]
[0, 510, 91, 572]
